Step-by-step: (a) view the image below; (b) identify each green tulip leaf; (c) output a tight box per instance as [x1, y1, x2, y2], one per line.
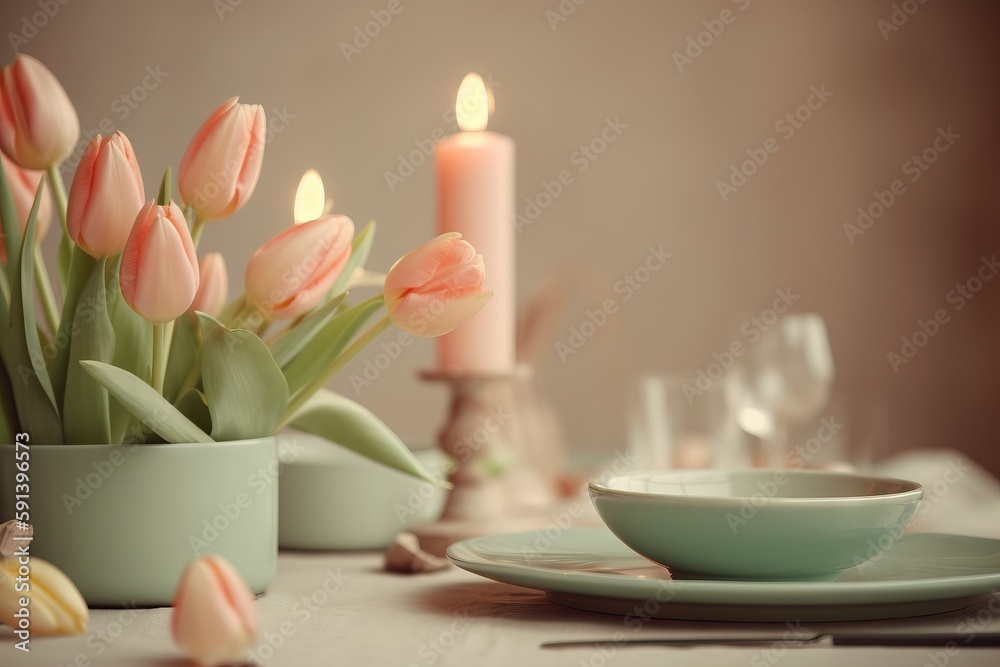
[49, 245, 98, 411]
[268, 292, 346, 368]
[174, 388, 213, 435]
[107, 259, 152, 443]
[281, 295, 384, 397]
[63, 258, 115, 444]
[0, 157, 22, 292]
[5, 183, 63, 444]
[163, 314, 198, 404]
[158, 167, 171, 207]
[328, 220, 375, 298]
[80, 361, 213, 444]
[57, 235, 72, 294]
[0, 354, 18, 443]
[197, 313, 288, 441]
[290, 388, 441, 485]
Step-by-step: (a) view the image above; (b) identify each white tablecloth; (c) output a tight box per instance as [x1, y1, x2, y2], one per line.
[5, 449, 1000, 666]
[4, 549, 999, 667]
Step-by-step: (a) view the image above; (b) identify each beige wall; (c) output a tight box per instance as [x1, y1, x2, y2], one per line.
[5, 0, 999, 474]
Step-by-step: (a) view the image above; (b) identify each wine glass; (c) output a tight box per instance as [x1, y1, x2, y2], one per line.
[727, 313, 835, 467]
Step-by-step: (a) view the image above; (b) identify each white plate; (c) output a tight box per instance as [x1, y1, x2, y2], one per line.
[447, 528, 1000, 621]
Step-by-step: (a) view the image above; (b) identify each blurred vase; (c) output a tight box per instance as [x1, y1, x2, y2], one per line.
[277, 431, 447, 550]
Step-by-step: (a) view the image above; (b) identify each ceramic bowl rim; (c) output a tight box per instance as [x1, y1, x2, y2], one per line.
[0, 437, 275, 452]
[589, 469, 924, 507]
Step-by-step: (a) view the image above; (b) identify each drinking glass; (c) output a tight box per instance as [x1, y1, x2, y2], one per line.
[727, 313, 835, 467]
[627, 374, 747, 470]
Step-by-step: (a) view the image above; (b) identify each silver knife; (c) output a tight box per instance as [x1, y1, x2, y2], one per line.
[542, 632, 1000, 648]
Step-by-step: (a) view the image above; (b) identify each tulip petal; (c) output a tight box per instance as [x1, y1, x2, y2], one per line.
[0, 55, 80, 170]
[189, 252, 228, 318]
[383, 233, 492, 337]
[0, 151, 50, 262]
[179, 97, 265, 221]
[67, 132, 145, 258]
[120, 201, 199, 323]
[172, 555, 256, 667]
[389, 289, 492, 337]
[245, 215, 353, 319]
[384, 232, 462, 291]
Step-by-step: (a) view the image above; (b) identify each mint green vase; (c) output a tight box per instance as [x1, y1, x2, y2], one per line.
[0, 437, 277, 607]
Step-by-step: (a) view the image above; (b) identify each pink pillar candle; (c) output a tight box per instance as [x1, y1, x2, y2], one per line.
[435, 74, 515, 374]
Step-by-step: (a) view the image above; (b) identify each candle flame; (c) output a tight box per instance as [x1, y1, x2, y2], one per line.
[456, 73, 489, 132]
[294, 169, 327, 224]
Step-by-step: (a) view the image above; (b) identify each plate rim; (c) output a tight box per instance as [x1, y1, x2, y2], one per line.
[447, 528, 1000, 607]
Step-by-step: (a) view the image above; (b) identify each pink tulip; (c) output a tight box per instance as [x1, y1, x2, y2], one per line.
[0, 54, 80, 170]
[384, 232, 492, 337]
[189, 252, 228, 318]
[244, 214, 353, 320]
[66, 132, 145, 258]
[172, 555, 257, 667]
[179, 97, 265, 222]
[0, 151, 51, 263]
[120, 201, 199, 323]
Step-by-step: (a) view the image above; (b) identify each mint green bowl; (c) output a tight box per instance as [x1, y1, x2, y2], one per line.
[589, 469, 923, 581]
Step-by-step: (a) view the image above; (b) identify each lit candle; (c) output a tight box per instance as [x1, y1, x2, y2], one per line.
[435, 73, 515, 373]
[293, 169, 331, 223]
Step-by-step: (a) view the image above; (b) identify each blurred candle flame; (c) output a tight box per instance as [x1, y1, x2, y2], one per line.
[456, 73, 489, 132]
[294, 169, 327, 224]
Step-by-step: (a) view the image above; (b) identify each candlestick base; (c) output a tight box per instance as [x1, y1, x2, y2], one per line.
[409, 365, 561, 556]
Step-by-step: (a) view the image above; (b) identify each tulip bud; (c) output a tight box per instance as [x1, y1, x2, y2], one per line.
[120, 201, 199, 323]
[244, 214, 354, 320]
[0, 54, 80, 170]
[0, 556, 88, 636]
[0, 151, 52, 263]
[179, 97, 265, 222]
[66, 131, 145, 258]
[384, 232, 491, 337]
[172, 555, 257, 667]
[189, 252, 228, 318]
